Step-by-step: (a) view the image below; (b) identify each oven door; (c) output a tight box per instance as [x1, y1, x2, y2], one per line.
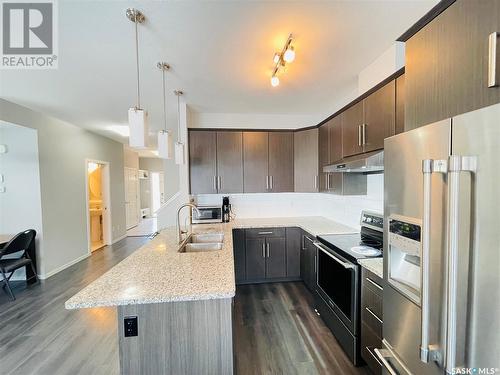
[315, 242, 359, 334]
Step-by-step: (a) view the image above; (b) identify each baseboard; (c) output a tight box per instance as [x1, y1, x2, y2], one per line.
[38, 252, 91, 280]
[112, 234, 127, 244]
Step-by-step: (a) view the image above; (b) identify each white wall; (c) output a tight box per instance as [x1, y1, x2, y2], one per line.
[358, 42, 405, 95]
[0, 122, 44, 279]
[123, 145, 139, 169]
[0, 99, 127, 279]
[194, 174, 383, 229]
[188, 111, 323, 130]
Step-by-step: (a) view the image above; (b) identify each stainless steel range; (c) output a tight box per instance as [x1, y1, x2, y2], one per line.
[313, 210, 383, 365]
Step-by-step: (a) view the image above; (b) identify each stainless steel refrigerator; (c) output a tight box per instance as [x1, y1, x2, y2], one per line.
[378, 103, 500, 374]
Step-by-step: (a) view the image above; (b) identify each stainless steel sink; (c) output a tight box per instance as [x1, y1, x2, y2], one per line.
[183, 242, 223, 252]
[190, 233, 224, 243]
[179, 232, 224, 252]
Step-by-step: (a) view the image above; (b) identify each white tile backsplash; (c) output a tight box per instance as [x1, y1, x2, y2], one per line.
[194, 173, 384, 230]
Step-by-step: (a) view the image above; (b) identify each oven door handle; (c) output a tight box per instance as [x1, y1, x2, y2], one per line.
[313, 242, 355, 270]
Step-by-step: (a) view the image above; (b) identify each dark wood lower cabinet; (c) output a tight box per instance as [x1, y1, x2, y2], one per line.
[302, 232, 317, 292]
[361, 268, 384, 375]
[234, 227, 306, 285]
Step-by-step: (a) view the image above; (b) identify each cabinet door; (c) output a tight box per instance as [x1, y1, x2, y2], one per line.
[308, 240, 317, 292]
[245, 238, 266, 281]
[189, 130, 217, 194]
[268, 132, 294, 192]
[329, 115, 343, 164]
[301, 233, 314, 284]
[395, 74, 405, 135]
[294, 128, 319, 192]
[217, 131, 243, 193]
[265, 237, 286, 279]
[232, 229, 246, 284]
[285, 227, 301, 279]
[363, 80, 395, 152]
[405, 0, 500, 130]
[342, 102, 364, 158]
[243, 132, 268, 193]
[318, 122, 330, 192]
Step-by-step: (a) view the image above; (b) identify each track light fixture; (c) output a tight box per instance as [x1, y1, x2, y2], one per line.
[270, 34, 295, 87]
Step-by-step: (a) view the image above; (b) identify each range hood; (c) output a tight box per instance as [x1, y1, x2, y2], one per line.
[323, 150, 384, 173]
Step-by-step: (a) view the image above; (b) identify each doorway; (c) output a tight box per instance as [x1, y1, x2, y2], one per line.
[150, 171, 165, 213]
[86, 160, 111, 252]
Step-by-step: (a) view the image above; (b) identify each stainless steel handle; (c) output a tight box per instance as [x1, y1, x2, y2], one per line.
[213, 176, 217, 191]
[313, 242, 355, 270]
[488, 32, 499, 87]
[365, 277, 383, 291]
[266, 175, 269, 190]
[420, 159, 433, 363]
[362, 123, 366, 146]
[304, 236, 315, 243]
[365, 307, 383, 324]
[326, 173, 330, 190]
[314, 175, 318, 190]
[262, 243, 265, 258]
[374, 349, 398, 375]
[266, 243, 270, 258]
[258, 231, 273, 235]
[218, 176, 222, 190]
[444, 155, 477, 374]
[270, 175, 274, 190]
[358, 125, 362, 146]
[314, 254, 317, 273]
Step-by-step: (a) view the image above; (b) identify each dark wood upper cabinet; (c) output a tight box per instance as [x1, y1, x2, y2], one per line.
[318, 122, 330, 192]
[342, 101, 364, 158]
[294, 128, 318, 193]
[363, 80, 395, 152]
[395, 74, 405, 135]
[268, 132, 294, 192]
[189, 130, 217, 194]
[216, 131, 243, 193]
[329, 115, 343, 163]
[243, 132, 269, 193]
[405, 0, 500, 130]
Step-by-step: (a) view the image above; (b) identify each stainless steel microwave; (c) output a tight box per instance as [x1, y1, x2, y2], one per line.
[191, 205, 223, 224]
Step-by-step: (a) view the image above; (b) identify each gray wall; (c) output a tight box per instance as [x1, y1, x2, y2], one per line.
[0, 99, 126, 278]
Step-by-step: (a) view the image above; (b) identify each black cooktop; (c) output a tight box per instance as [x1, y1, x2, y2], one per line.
[317, 233, 382, 262]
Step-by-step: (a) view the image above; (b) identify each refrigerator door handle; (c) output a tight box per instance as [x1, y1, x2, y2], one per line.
[420, 159, 447, 364]
[445, 155, 477, 374]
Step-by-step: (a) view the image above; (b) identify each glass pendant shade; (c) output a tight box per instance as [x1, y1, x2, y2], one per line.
[157, 130, 172, 159]
[128, 108, 149, 149]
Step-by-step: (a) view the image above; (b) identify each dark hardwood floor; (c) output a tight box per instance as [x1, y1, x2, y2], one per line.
[234, 283, 368, 375]
[1, 238, 368, 375]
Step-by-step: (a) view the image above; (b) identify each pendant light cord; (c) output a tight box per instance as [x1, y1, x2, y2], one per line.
[177, 94, 181, 142]
[134, 18, 141, 109]
[162, 69, 167, 132]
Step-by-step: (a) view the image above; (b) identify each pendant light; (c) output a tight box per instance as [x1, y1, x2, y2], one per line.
[126, 8, 149, 149]
[174, 90, 185, 165]
[157, 62, 172, 159]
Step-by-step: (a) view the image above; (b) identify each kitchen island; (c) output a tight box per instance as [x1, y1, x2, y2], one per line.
[65, 216, 356, 375]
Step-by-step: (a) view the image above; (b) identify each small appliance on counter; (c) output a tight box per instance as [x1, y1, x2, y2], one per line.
[222, 196, 231, 223]
[313, 210, 383, 366]
[191, 205, 222, 224]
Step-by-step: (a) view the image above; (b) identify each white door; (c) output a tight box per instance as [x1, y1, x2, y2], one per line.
[124, 167, 139, 229]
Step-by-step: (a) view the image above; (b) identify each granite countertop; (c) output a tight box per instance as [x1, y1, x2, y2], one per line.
[65, 216, 357, 310]
[358, 257, 383, 278]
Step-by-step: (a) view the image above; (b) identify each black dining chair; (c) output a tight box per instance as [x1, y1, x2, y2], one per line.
[0, 229, 38, 301]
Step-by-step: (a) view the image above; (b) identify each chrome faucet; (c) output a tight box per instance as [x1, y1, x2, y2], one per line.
[176, 203, 201, 244]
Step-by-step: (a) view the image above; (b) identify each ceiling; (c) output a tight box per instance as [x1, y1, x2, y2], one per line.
[0, 0, 438, 147]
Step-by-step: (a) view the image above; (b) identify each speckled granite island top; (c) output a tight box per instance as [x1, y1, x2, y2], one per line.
[65, 216, 356, 309]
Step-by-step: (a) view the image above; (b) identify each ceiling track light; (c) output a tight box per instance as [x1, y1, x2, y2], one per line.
[270, 33, 295, 87]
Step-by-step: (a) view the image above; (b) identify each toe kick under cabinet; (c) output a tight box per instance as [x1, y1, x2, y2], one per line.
[360, 267, 384, 375]
[233, 227, 302, 284]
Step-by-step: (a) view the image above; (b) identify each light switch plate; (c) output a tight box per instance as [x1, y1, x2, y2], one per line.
[0, 187, 6, 193]
[0, 145, 7, 154]
[0, 174, 4, 183]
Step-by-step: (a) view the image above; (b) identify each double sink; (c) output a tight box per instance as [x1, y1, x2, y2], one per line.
[179, 233, 224, 253]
